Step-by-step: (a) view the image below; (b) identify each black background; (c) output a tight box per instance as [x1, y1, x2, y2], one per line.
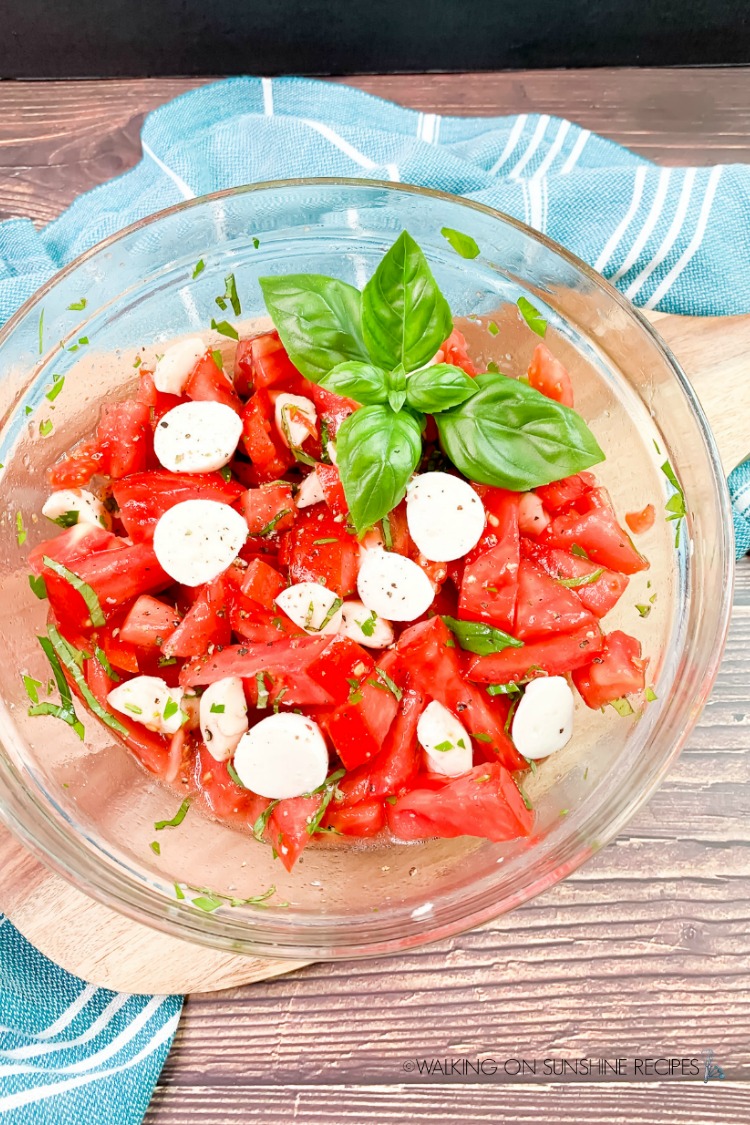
[2, 0, 749, 77]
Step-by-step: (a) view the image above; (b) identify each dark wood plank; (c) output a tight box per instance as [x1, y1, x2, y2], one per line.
[3, 69, 749, 1124]
[3, 68, 750, 225]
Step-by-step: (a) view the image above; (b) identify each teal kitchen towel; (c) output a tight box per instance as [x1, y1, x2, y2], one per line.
[1, 74, 749, 1124]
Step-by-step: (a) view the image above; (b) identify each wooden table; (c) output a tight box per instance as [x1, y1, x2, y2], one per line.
[2, 68, 750, 1123]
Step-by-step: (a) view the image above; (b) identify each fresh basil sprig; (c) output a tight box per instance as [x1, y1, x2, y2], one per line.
[319, 361, 388, 405]
[406, 363, 478, 413]
[337, 406, 423, 533]
[435, 373, 604, 490]
[259, 275, 368, 381]
[441, 616, 523, 656]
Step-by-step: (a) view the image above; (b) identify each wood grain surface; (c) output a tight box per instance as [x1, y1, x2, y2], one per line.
[1, 68, 749, 1124]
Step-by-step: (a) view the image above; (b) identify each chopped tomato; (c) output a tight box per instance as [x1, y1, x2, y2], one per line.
[286, 508, 359, 598]
[321, 677, 398, 770]
[120, 596, 181, 648]
[263, 795, 320, 871]
[96, 401, 152, 479]
[543, 488, 648, 574]
[241, 389, 295, 481]
[625, 504, 656, 535]
[386, 762, 533, 843]
[306, 635, 374, 706]
[70, 542, 171, 620]
[513, 559, 596, 642]
[337, 688, 423, 803]
[162, 576, 232, 658]
[240, 484, 295, 535]
[234, 331, 303, 397]
[29, 523, 118, 575]
[521, 539, 628, 618]
[185, 351, 241, 413]
[572, 630, 646, 709]
[325, 798, 385, 836]
[47, 438, 104, 488]
[308, 383, 357, 439]
[517, 492, 550, 538]
[180, 634, 331, 689]
[527, 342, 574, 407]
[85, 658, 170, 776]
[195, 746, 268, 829]
[442, 328, 477, 376]
[240, 558, 285, 606]
[535, 472, 595, 514]
[316, 462, 348, 518]
[459, 488, 519, 631]
[97, 623, 140, 675]
[383, 500, 411, 556]
[113, 470, 244, 542]
[465, 622, 604, 683]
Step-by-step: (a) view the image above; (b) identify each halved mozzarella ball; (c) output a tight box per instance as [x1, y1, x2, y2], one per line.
[406, 472, 485, 562]
[199, 676, 249, 761]
[275, 393, 317, 449]
[232, 712, 329, 799]
[511, 676, 575, 760]
[153, 338, 206, 394]
[417, 700, 472, 777]
[154, 401, 242, 474]
[153, 499, 248, 586]
[276, 581, 343, 635]
[296, 469, 325, 509]
[107, 675, 184, 735]
[42, 488, 109, 529]
[340, 599, 394, 648]
[357, 549, 434, 622]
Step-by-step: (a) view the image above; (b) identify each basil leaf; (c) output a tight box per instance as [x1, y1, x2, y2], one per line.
[337, 405, 423, 533]
[259, 275, 368, 381]
[361, 232, 452, 373]
[435, 372, 604, 489]
[386, 365, 407, 413]
[406, 363, 478, 413]
[319, 361, 388, 405]
[440, 227, 480, 259]
[442, 615, 523, 656]
[517, 297, 547, 338]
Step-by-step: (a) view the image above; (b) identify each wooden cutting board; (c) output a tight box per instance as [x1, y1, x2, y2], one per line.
[1, 310, 748, 995]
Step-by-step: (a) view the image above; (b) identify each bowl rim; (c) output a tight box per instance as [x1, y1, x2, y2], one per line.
[0, 177, 735, 959]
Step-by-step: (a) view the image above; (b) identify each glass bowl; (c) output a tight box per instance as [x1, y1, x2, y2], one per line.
[0, 180, 733, 959]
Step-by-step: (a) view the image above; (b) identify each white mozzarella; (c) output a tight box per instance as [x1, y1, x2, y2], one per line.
[340, 599, 394, 648]
[296, 469, 325, 509]
[153, 338, 206, 394]
[153, 499, 248, 586]
[417, 700, 472, 776]
[327, 441, 338, 466]
[42, 488, 110, 529]
[511, 676, 575, 760]
[153, 401, 242, 474]
[406, 472, 485, 562]
[275, 393, 317, 448]
[107, 675, 184, 735]
[517, 492, 550, 537]
[199, 676, 249, 761]
[357, 548, 434, 622]
[232, 712, 329, 799]
[275, 581, 343, 635]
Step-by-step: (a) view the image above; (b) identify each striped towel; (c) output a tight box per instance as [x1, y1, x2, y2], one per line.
[1, 74, 748, 1124]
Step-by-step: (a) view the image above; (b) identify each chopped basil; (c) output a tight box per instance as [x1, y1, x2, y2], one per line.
[158, 655, 177, 667]
[272, 685, 288, 713]
[39, 419, 54, 437]
[661, 459, 686, 547]
[374, 665, 402, 701]
[38, 309, 44, 354]
[154, 797, 191, 831]
[124, 703, 143, 714]
[191, 894, 225, 913]
[381, 512, 393, 550]
[645, 686, 658, 702]
[570, 544, 589, 559]
[434, 740, 454, 752]
[305, 769, 346, 836]
[150, 840, 161, 855]
[386, 795, 398, 805]
[516, 783, 533, 811]
[210, 318, 239, 341]
[67, 298, 88, 311]
[42, 554, 105, 627]
[174, 883, 186, 899]
[50, 510, 79, 528]
[211, 348, 224, 370]
[313, 537, 338, 545]
[252, 237, 260, 249]
[472, 732, 493, 743]
[219, 465, 232, 482]
[22, 675, 42, 705]
[133, 356, 142, 369]
[635, 603, 652, 618]
[252, 800, 279, 841]
[318, 596, 343, 631]
[516, 297, 547, 337]
[215, 273, 242, 317]
[28, 631, 86, 740]
[440, 227, 480, 260]
[93, 645, 120, 681]
[357, 610, 377, 637]
[209, 702, 226, 714]
[524, 757, 538, 775]
[279, 405, 317, 466]
[192, 259, 205, 278]
[256, 672, 270, 709]
[46, 374, 65, 402]
[557, 568, 604, 589]
[16, 512, 26, 546]
[163, 698, 179, 721]
[28, 574, 47, 600]
[610, 697, 634, 717]
[258, 508, 292, 536]
[442, 615, 523, 656]
[486, 682, 522, 696]
[226, 760, 246, 788]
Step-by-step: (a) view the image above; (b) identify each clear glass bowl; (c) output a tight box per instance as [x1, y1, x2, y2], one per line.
[0, 180, 733, 959]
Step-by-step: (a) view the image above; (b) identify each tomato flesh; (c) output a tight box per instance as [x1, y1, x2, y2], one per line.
[527, 342, 574, 407]
[572, 630, 646, 709]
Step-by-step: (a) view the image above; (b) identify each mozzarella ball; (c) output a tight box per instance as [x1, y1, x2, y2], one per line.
[275, 581, 343, 635]
[154, 400, 242, 474]
[511, 676, 575, 760]
[357, 548, 434, 622]
[232, 712, 329, 799]
[296, 469, 325, 509]
[275, 393, 317, 449]
[153, 499, 248, 586]
[340, 599, 394, 648]
[107, 675, 184, 735]
[406, 472, 485, 562]
[153, 338, 206, 394]
[199, 676, 249, 761]
[417, 700, 473, 777]
[42, 488, 110, 530]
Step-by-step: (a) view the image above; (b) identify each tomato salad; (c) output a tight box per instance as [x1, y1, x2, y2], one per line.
[28, 232, 651, 872]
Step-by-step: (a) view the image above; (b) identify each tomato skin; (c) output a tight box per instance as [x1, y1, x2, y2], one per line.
[240, 485, 296, 535]
[625, 504, 656, 535]
[263, 795, 320, 871]
[162, 576, 232, 658]
[47, 438, 104, 488]
[120, 595, 181, 648]
[306, 635, 374, 707]
[73, 542, 172, 618]
[308, 383, 357, 438]
[113, 470, 244, 542]
[459, 488, 519, 631]
[96, 401, 152, 479]
[520, 538, 628, 618]
[325, 798, 385, 836]
[29, 523, 119, 576]
[513, 559, 596, 642]
[465, 622, 604, 683]
[180, 634, 331, 688]
[442, 328, 477, 376]
[527, 342, 574, 407]
[572, 630, 646, 709]
[387, 762, 533, 843]
[185, 351, 241, 413]
[337, 688, 423, 803]
[234, 331, 303, 397]
[286, 508, 360, 598]
[535, 472, 595, 514]
[316, 463, 348, 518]
[195, 745, 268, 829]
[543, 489, 648, 574]
[241, 390, 295, 481]
[240, 558, 285, 607]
